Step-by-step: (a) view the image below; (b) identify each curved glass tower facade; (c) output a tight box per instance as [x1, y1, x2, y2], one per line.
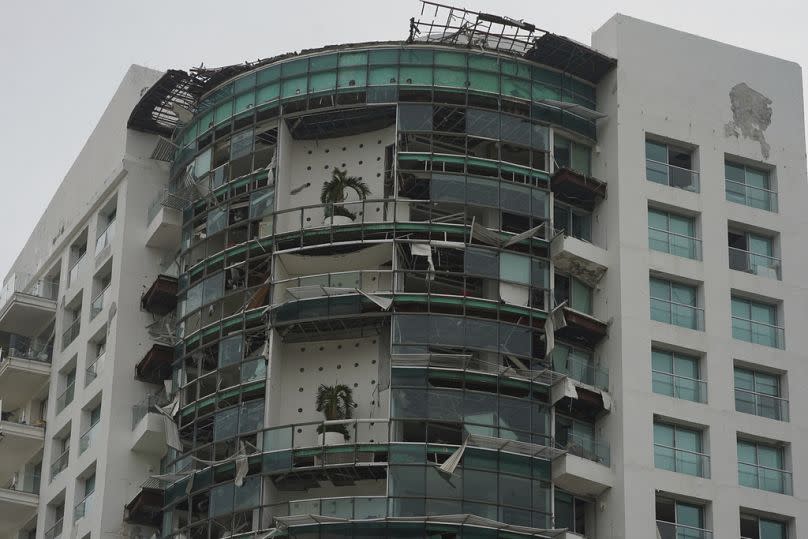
[159, 39, 611, 539]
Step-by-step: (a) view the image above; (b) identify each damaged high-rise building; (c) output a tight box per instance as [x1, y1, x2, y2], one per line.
[1, 3, 806, 539]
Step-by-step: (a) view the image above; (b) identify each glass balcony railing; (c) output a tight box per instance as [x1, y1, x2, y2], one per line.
[94, 220, 116, 257]
[0, 333, 53, 364]
[556, 433, 610, 466]
[56, 383, 74, 414]
[85, 353, 104, 386]
[656, 520, 712, 539]
[651, 298, 705, 331]
[73, 492, 94, 521]
[652, 371, 708, 403]
[649, 228, 702, 260]
[0, 272, 59, 313]
[728, 247, 781, 280]
[62, 318, 81, 350]
[3, 473, 40, 495]
[50, 449, 69, 481]
[44, 518, 63, 539]
[731, 318, 785, 349]
[734, 388, 789, 422]
[266, 496, 388, 521]
[90, 286, 110, 320]
[654, 444, 711, 478]
[67, 255, 85, 289]
[132, 393, 164, 430]
[739, 462, 793, 495]
[552, 354, 609, 391]
[725, 179, 778, 212]
[646, 160, 700, 192]
[79, 422, 99, 454]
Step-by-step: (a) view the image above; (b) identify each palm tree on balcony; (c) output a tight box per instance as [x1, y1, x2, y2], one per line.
[315, 383, 356, 443]
[320, 167, 370, 223]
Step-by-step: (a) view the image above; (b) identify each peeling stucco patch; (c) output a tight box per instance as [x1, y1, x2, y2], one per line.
[724, 82, 773, 159]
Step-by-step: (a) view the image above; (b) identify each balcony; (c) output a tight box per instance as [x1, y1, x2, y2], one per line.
[554, 307, 608, 348]
[0, 483, 38, 538]
[0, 335, 52, 410]
[550, 167, 607, 211]
[79, 422, 99, 455]
[0, 273, 58, 335]
[73, 492, 95, 522]
[146, 191, 182, 249]
[56, 383, 75, 414]
[729, 247, 781, 280]
[94, 219, 116, 257]
[85, 353, 104, 386]
[89, 286, 110, 320]
[124, 479, 164, 527]
[135, 343, 174, 384]
[49, 449, 69, 481]
[550, 233, 607, 287]
[44, 518, 63, 539]
[140, 274, 178, 316]
[131, 396, 166, 456]
[0, 406, 45, 485]
[552, 436, 612, 497]
[61, 318, 81, 351]
[267, 495, 388, 521]
[67, 255, 86, 290]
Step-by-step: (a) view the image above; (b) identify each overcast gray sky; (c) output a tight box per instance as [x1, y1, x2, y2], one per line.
[0, 0, 805, 280]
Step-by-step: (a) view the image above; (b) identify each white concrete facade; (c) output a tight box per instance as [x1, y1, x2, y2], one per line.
[0, 13, 805, 539]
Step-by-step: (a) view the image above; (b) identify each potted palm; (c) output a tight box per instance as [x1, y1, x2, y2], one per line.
[320, 167, 371, 225]
[315, 383, 355, 445]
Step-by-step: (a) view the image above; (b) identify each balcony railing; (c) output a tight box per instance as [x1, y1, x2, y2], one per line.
[267, 496, 388, 521]
[734, 388, 789, 422]
[646, 159, 700, 192]
[44, 518, 63, 539]
[649, 227, 702, 260]
[652, 370, 708, 403]
[67, 255, 85, 289]
[0, 272, 59, 313]
[94, 219, 116, 256]
[90, 286, 110, 320]
[0, 333, 53, 364]
[556, 433, 610, 466]
[552, 353, 609, 391]
[50, 449, 69, 481]
[4, 473, 40, 495]
[132, 393, 165, 430]
[739, 462, 793, 495]
[731, 318, 785, 349]
[73, 492, 95, 521]
[55, 383, 74, 414]
[62, 318, 81, 350]
[85, 353, 104, 386]
[79, 422, 99, 454]
[728, 247, 781, 280]
[656, 520, 712, 539]
[725, 179, 778, 212]
[651, 298, 705, 331]
[654, 443, 710, 478]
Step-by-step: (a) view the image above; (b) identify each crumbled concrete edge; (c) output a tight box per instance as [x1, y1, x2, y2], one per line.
[724, 82, 772, 159]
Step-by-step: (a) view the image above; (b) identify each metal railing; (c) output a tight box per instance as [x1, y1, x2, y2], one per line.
[0, 272, 59, 313]
[73, 492, 94, 521]
[552, 353, 609, 391]
[94, 219, 116, 256]
[3, 472, 40, 495]
[43, 518, 63, 539]
[90, 285, 110, 320]
[739, 462, 793, 495]
[646, 159, 700, 192]
[67, 255, 85, 289]
[268, 495, 388, 521]
[652, 370, 708, 403]
[79, 421, 99, 454]
[654, 443, 711, 478]
[0, 333, 53, 364]
[62, 318, 81, 350]
[132, 393, 165, 430]
[85, 353, 104, 386]
[734, 388, 789, 422]
[656, 520, 712, 539]
[725, 179, 778, 212]
[728, 247, 781, 280]
[55, 383, 74, 414]
[651, 298, 705, 330]
[50, 449, 69, 481]
[556, 433, 610, 466]
[731, 317, 785, 349]
[649, 227, 702, 260]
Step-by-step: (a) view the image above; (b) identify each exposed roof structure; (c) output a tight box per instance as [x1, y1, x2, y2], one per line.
[127, 1, 616, 136]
